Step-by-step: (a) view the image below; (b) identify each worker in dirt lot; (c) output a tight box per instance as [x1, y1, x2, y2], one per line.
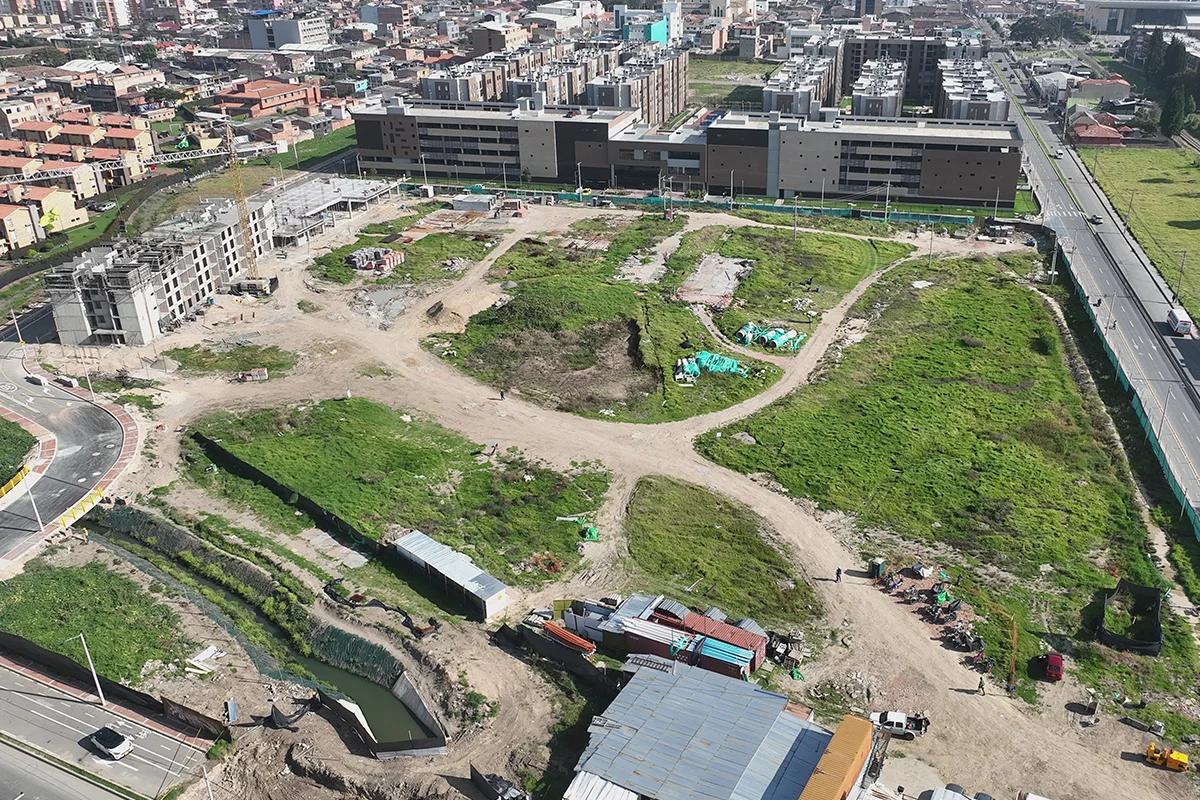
[835, 568, 842, 583]
[978, 677, 986, 696]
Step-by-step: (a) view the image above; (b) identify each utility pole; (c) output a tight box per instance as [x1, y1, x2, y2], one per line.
[927, 224, 935, 267]
[1048, 242, 1059, 285]
[64, 633, 105, 707]
[820, 178, 824, 211]
[793, 193, 798, 241]
[1175, 251, 1187, 304]
[576, 161, 582, 197]
[1092, 146, 1100, 176]
[993, 186, 1000, 221]
[884, 181, 891, 223]
[1158, 388, 1175, 440]
[420, 155, 428, 189]
[10, 310, 23, 344]
[1125, 190, 1134, 225]
[729, 168, 735, 210]
[502, 162, 507, 194]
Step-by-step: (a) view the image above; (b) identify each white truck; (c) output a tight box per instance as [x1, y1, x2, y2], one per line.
[869, 710, 929, 740]
[1168, 307, 1193, 336]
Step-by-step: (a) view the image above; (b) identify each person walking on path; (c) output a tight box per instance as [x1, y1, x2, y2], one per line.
[500, 389, 505, 400]
[978, 677, 986, 696]
[835, 568, 842, 583]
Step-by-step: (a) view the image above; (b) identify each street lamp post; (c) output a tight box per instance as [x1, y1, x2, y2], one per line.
[729, 169, 735, 210]
[576, 161, 582, 197]
[1157, 388, 1175, 441]
[63, 633, 105, 707]
[1174, 251, 1187, 304]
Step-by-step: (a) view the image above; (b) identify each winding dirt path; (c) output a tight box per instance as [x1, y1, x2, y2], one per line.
[89, 205, 1186, 800]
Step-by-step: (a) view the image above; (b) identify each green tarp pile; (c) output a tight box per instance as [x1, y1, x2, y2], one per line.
[674, 356, 701, 381]
[695, 350, 748, 377]
[736, 323, 763, 345]
[755, 328, 805, 351]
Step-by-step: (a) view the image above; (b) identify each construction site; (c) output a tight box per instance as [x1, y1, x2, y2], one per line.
[0, 158, 1196, 800]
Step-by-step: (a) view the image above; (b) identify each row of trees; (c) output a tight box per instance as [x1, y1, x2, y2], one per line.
[1009, 15, 1092, 48]
[1141, 30, 1199, 137]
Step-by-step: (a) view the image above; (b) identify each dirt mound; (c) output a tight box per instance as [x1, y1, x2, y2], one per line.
[462, 319, 657, 412]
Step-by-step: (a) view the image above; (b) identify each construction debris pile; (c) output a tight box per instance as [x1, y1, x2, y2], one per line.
[345, 246, 405, 275]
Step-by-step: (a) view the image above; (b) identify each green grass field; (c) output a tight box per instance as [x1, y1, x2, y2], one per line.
[0, 275, 46, 328]
[711, 227, 913, 347]
[166, 344, 297, 376]
[624, 476, 821, 629]
[687, 60, 780, 81]
[1081, 147, 1200, 315]
[697, 254, 1196, 706]
[311, 232, 488, 285]
[439, 215, 784, 422]
[185, 398, 610, 586]
[0, 417, 35, 485]
[0, 560, 193, 685]
[259, 126, 356, 171]
[688, 83, 764, 107]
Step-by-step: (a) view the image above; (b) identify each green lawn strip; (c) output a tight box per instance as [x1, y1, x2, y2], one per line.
[624, 476, 822, 629]
[0, 273, 46, 321]
[442, 215, 783, 422]
[688, 82, 764, 106]
[726, 207, 922, 237]
[0, 560, 194, 685]
[697, 255, 1198, 713]
[1079, 147, 1200, 315]
[687, 60, 780, 81]
[259, 126, 356, 171]
[311, 232, 488, 285]
[165, 344, 297, 376]
[712, 227, 913, 347]
[186, 398, 610, 587]
[0, 415, 35, 485]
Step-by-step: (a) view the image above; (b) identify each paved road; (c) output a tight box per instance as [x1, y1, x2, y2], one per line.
[0, 342, 124, 560]
[994, 52, 1200, 511]
[0, 738, 129, 800]
[0, 667, 202, 798]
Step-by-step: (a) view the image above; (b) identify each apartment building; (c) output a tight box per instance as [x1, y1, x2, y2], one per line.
[246, 11, 330, 50]
[45, 198, 275, 346]
[935, 59, 1009, 121]
[210, 79, 320, 117]
[762, 55, 839, 115]
[526, 0, 603, 32]
[841, 30, 982, 104]
[70, 0, 131, 28]
[359, 2, 413, 28]
[851, 58, 906, 117]
[0, 100, 40, 135]
[471, 20, 529, 56]
[355, 97, 1022, 206]
[585, 47, 688, 126]
[420, 42, 623, 106]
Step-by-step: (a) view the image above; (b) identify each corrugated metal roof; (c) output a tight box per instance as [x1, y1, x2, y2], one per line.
[703, 606, 728, 622]
[564, 771, 639, 800]
[693, 638, 754, 669]
[577, 655, 833, 800]
[624, 618, 691, 646]
[682, 613, 767, 655]
[598, 593, 663, 634]
[798, 715, 874, 800]
[393, 531, 507, 601]
[655, 597, 690, 620]
[734, 618, 768, 639]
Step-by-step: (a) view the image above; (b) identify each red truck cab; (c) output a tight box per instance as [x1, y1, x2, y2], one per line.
[1044, 652, 1063, 681]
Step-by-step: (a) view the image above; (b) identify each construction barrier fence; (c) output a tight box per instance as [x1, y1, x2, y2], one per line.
[58, 487, 103, 529]
[0, 465, 29, 501]
[316, 689, 447, 758]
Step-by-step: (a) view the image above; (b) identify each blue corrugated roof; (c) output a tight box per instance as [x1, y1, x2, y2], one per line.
[576, 656, 833, 800]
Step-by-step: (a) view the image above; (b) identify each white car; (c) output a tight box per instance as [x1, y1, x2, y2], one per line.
[90, 726, 133, 760]
[1054, 149, 1065, 159]
[869, 710, 929, 740]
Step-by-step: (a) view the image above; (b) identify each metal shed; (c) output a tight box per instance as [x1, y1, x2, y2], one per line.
[393, 531, 508, 620]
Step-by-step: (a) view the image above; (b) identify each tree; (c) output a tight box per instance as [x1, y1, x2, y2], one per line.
[1161, 84, 1186, 137]
[143, 86, 183, 103]
[1145, 28, 1165, 85]
[1162, 37, 1188, 86]
[1010, 17, 1044, 47]
[137, 43, 158, 64]
[27, 46, 67, 67]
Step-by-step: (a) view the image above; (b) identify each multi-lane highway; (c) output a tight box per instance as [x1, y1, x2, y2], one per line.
[994, 51, 1200, 513]
[0, 666, 202, 798]
[0, 738, 130, 800]
[0, 342, 124, 561]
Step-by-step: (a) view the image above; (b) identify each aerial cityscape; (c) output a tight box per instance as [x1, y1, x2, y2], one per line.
[0, 0, 1196, 799]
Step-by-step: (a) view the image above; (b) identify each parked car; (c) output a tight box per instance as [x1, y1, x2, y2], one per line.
[90, 726, 133, 760]
[869, 710, 930, 740]
[1054, 149, 1066, 159]
[1089, 214, 1103, 225]
[1043, 651, 1063, 681]
[89, 201, 117, 213]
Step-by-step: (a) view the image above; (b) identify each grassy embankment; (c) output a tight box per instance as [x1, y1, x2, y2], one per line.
[439, 215, 784, 422]
[624, 476, 822, 630]
[669, 225, 912, 350]
[1080, 147, 1200, 316]
[0, 416, 35, 485]
[184, 398, 610, 587]
[0, 560, 193, 684]
[166, 344, 298, 377]
[697, 254, 1199, 734]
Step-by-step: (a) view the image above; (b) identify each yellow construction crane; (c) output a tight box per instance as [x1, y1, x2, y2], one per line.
[225, 124, 259, 282]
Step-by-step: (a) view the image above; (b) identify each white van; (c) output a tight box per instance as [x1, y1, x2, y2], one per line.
[1168, 307, 1193, 336]
[1054, 149, 1065, 159]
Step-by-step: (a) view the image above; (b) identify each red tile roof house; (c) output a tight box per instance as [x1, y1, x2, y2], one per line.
[1071, 123, 1124, 147]
[209, 79, 321, 118]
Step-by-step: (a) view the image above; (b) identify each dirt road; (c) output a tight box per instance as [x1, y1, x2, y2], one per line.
[71, 204, 1187, 800]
